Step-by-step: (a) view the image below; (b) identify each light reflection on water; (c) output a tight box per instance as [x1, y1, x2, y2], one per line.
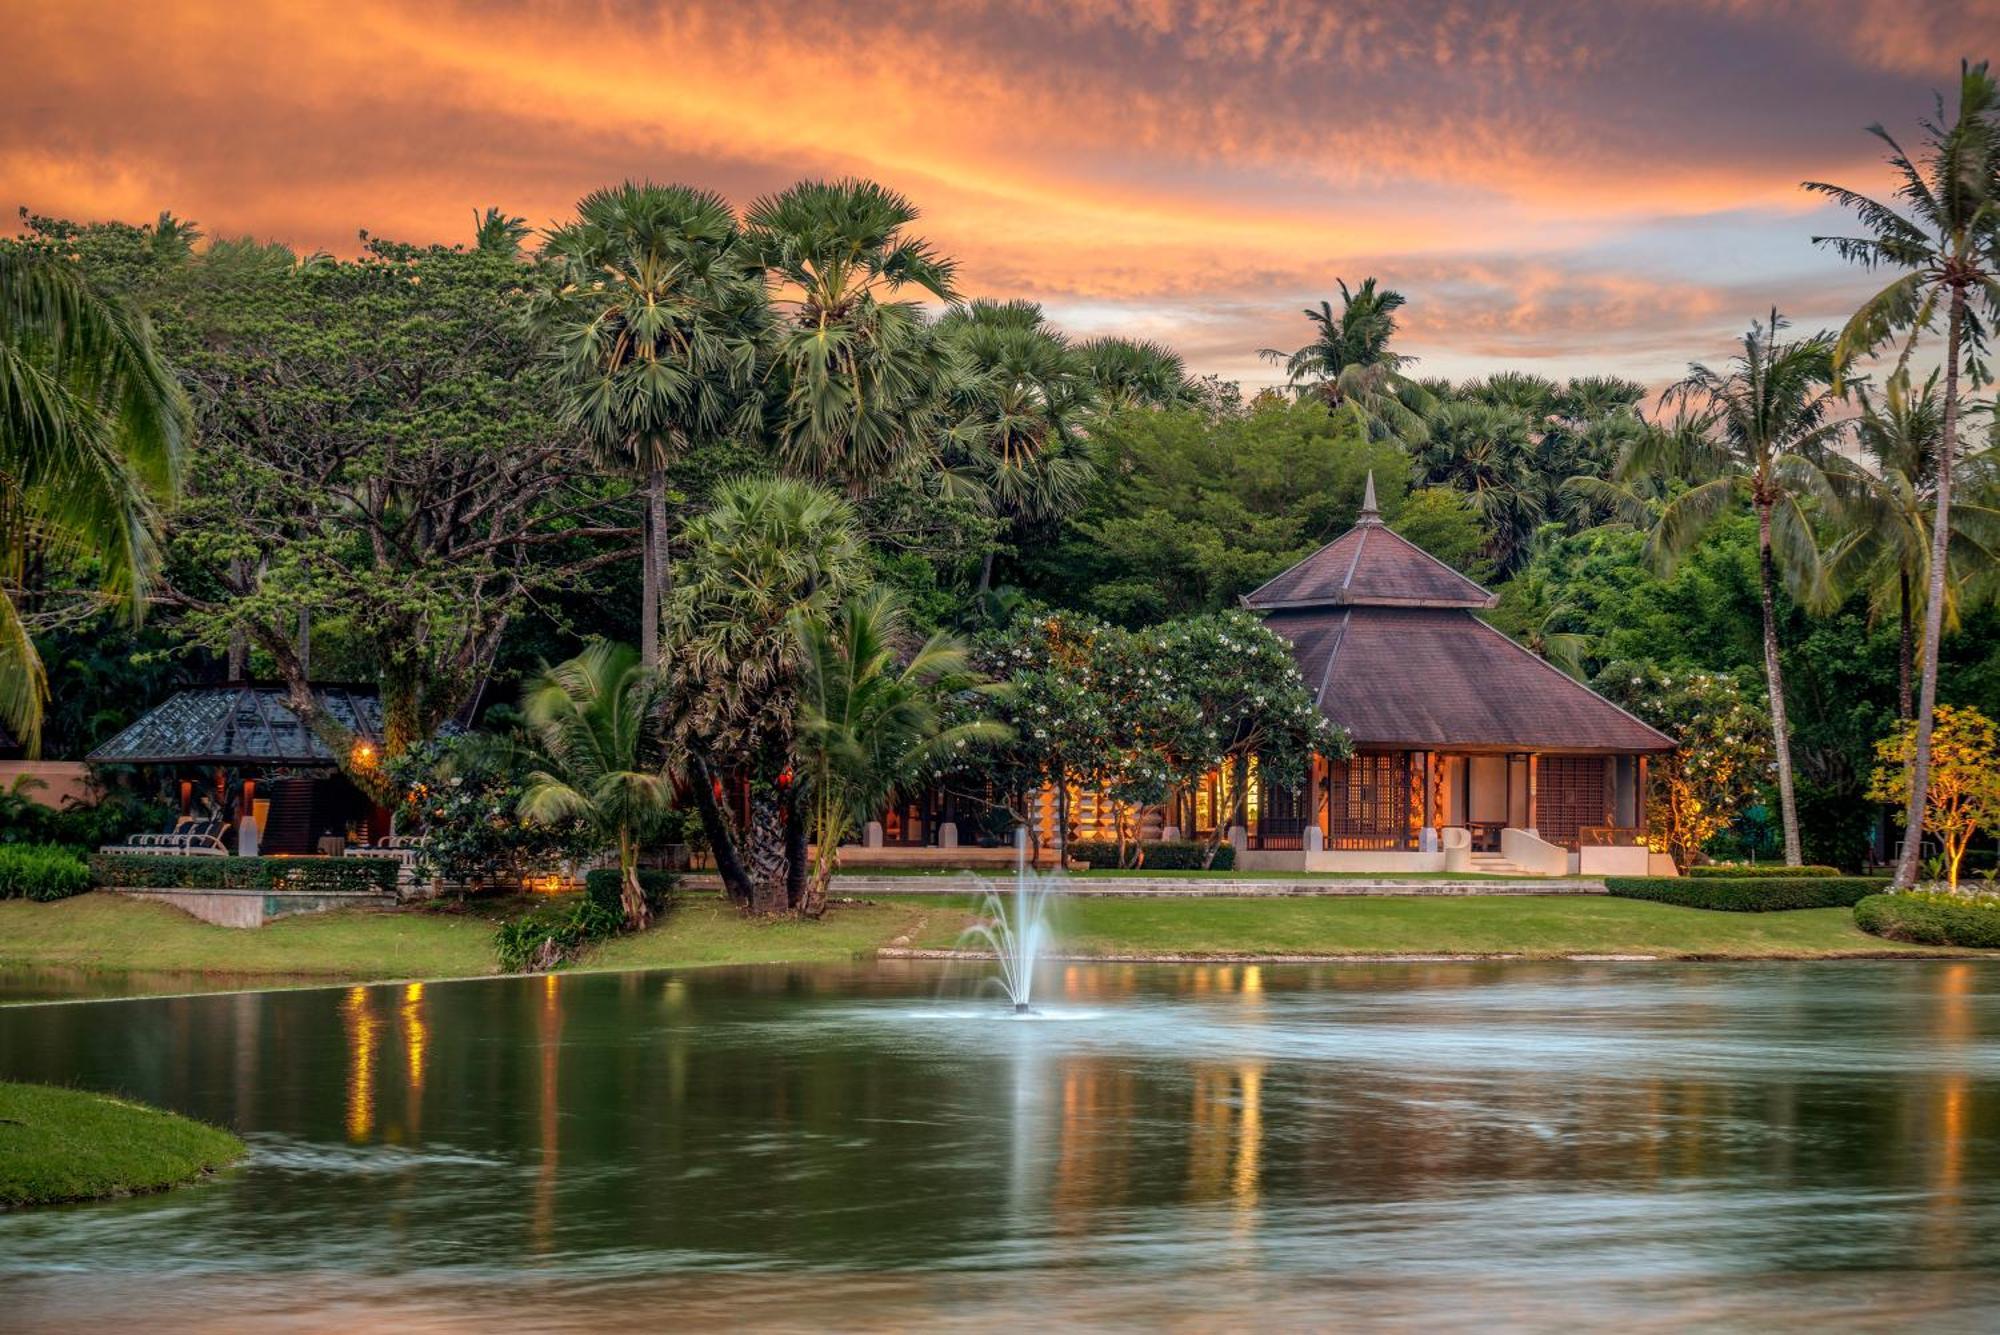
[1, 959, 1998, 1330]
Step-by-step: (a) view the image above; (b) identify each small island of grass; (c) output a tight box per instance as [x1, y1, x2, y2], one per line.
[0, 1081, 244, 1209]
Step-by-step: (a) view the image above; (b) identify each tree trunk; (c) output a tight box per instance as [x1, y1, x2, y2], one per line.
[688, 758, 753, 903]
[618, 831, 651, 931]
[1755, 502, 1804, 867]
[976, 549, 996, 596]
[639, 469, 663, 668]
[647, 467, 671, 667]
[1897, 570, 1914, 721]
[784, 784, 809, 914]
[1896, 290, 1962, 889]
[745, 793, 789, 914]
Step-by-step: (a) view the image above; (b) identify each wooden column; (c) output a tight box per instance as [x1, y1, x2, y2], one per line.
[1420, 751, 1434, 837]
[1636, 756, 1649, 839]
[1526, 754, 1539, 832]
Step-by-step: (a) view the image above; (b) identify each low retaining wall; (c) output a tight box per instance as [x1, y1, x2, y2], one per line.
[691, 874, 1606, 897]
[114, 887, 398, 928]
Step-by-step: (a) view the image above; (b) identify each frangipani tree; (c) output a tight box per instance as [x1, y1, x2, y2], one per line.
[1868, 703, 2000, 888]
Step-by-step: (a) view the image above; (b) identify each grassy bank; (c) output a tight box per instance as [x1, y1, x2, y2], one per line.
[914, 894, 1970, 959]
[0, 1082, 244, 1208]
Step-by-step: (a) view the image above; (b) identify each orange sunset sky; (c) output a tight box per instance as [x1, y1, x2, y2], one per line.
[5, 0, 1997, 387]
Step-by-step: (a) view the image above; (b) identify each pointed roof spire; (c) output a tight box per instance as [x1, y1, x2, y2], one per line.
[1358, 470, 1381, 523]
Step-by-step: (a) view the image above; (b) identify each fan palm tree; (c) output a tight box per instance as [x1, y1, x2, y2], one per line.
[0, 248, 188, 753]
[745, 179, 958, 494]
[1415, 400, 1545, 574]
[936, 300, 1099, 591]
[1260, 277, 1433, 441]
[665, 475, 872, 911]
[1804, 59, 2000, 887]
[1615, 312, 1844, 867]
[792, 588, 1008, 917]
[536, 182, 768, 667]
[1827, 372, 2000, 719]
[1076, 335, 1198, 409]
[516, 641, 672, 930]
[1490, 552, 1590, 679]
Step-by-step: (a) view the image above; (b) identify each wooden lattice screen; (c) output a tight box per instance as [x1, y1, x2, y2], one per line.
[1328, 752, 1412, 849]
[1535, 756, 1610, 849]
[1257, 774, 1307, 849]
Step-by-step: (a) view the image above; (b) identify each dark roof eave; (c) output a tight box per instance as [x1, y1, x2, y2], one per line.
[1247, 592, 1499, 611]
[1330, 732, 1676, 756]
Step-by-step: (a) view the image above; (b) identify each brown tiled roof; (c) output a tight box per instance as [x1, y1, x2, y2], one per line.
[1241, 515, 1496, 610]
[1268, 607, 1675, 753]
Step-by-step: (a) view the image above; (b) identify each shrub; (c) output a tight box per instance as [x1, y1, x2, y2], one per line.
[1066, 840, 1236, 871]
[583, 869, 677, 917]
[1687, 864, 1840, 879]
[1607, 875, 1889, 911]
[0, 845, 91, 901]
[495, 897, 624, 972]
[1854, 892, 2000, 949]
[88, 854, 399, 895]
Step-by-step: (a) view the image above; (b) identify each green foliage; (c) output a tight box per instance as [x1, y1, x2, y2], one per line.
[87, 854, 398, 894]
[0, 844, 91, 900]
[1593, 660, 1770, 867]
[1687, 864, 1840, 878]
[1024, 399, 1404, 622]
[494, 896, 625, 972]
[1065, 840, 1236, 871]
[1606, 875, 1887, 911]
[582, 868, 678, 917]
[388, 733, 592, 892]
[1854, 891, 2000, 948]
[1388, 487, 1494, 581]
[0, 783, 168, 850]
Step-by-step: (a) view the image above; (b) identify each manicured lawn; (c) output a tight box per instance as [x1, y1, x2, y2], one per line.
[913, 894, 1972, 959]
[0, 1081, 244, 1208]
[583, 896, 933, 971]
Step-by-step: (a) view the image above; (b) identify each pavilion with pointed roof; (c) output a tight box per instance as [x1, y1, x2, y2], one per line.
[1205, 474, 1674, 875]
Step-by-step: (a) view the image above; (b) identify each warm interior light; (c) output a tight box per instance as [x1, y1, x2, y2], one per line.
[352, 741, 378, 768]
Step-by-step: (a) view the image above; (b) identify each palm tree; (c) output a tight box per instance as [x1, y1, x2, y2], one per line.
[516, 641, 672, 930]
[1076, 336, 1198, 409]
[1259, 277, 1433, 441]
[745, 179, 958, 494]
[791, 588, 1007, 917]
[1804, 60, 2000, 887]
[1490, 552, 1590, 678]
[1827, 372, 2000, 718]
[472, 207, 530, 258]
[0, 248, 188, 752]
[1616, 312, 1844, 866]
[665, 475, 872, 911]
[1415, 400, 1545, 573]
[536, 182, 768, 667]
[936, 300, 1099, 591]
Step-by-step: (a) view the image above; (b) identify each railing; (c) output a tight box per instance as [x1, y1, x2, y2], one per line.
[1580, 825, 1646, 848]
[1252, 819, 1306, 851]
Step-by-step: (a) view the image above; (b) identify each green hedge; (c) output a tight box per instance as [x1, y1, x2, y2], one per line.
[496, 898, 623, 972]
[1687, 864, 1840, 879]
[1066, 840, 1236, 871]
[1854, 892, 2000, 949]
[582, 868, 678, 917]
[0, 845, 91, 902]
[1606, 875, 1889, 911]
[88, 854, 399, 895]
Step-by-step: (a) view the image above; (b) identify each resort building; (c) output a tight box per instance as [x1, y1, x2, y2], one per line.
[1226, 477, 1672, 875]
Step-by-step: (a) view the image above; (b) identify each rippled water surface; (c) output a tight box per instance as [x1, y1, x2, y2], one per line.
[3, 959, 1999, 1331]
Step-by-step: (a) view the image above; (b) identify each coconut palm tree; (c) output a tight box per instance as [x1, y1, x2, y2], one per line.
[516, 641, 672, 930]
[745, 179, 958, 494]
[472, 207, 530, 258]
[536, 181, 768, 667]
[1076, 335, 1198, 409]
[1259, 277, 1433, 441]
[1804, 59, 2000, 887]
[936, 300, 1098, 591]
[791, 588, 1008, 917]
[664, 475, 872, 911]
[1616, 312, 1845, 867]
[0, 247, 188, 753]
[1827, 372, 2000, 718]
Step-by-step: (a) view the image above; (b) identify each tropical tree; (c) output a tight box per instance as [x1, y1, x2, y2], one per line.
[1259, 277, 1432, 441]
[516, 641, 673, 930]
[1805, 60, 2000, 887]
[1077, 335, 1198, 409]
[1826, 371, 2000, 718]
[537, 181, 768, 667]
[1595, 661, 1772, 869]
[792, 588, 1007, 916]
[664, 475, 872, 911]
[0, 246, 187, 753]
[1868, 703, 2000, 887]
[1414, 399, 1545, 573]
[1490, 552, 1589, 677]
[746, 178, 958, 494]
[1608, 313, 1844, 866]
[472, 207, 531, 258]
[937, 300, 1099, 591]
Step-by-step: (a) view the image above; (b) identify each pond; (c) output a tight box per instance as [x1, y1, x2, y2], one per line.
[2, 959, 1998, 1329]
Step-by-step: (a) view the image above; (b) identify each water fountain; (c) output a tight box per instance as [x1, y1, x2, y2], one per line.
[957, 832, 1059, 1014]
